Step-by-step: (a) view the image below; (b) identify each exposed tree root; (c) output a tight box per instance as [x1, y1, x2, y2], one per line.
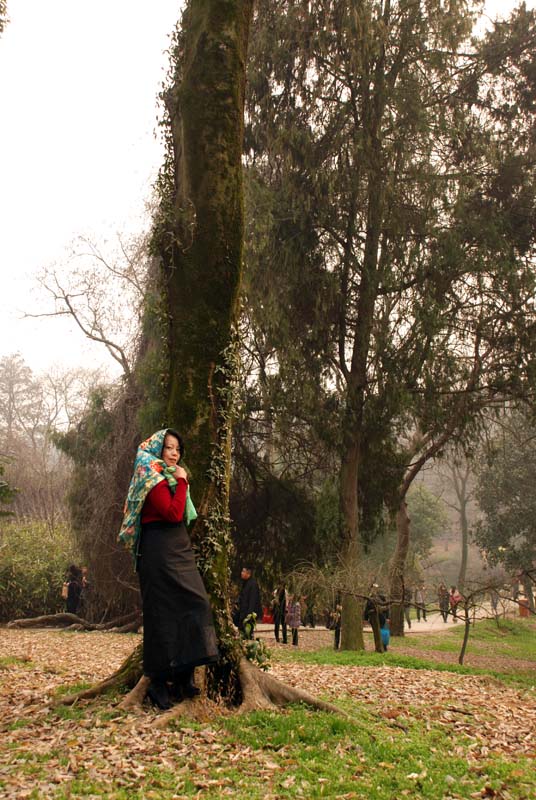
[152, 697, 217, 728]
[52, 643, 143, 708]
[238, 658, 347, 716]
[119, 675, 151, 711]
[8, 611, 141, 633]
[8, 613, 89, 629]
[50, 649, 345, 722]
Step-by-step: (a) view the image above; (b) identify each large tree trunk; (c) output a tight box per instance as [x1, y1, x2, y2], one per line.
[389, 499, 410, 637]
[55, 1, 345, 720]
[157, 0, 255, 699]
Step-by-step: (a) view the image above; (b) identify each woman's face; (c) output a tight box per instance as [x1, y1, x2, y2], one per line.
[162, 434, 181, 467]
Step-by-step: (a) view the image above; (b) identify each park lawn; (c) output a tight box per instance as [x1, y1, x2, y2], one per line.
[277, 617, 536, 689]
[0, 625, 535, 799]
[383, 617, 536, 690]
[2, 693, 535, 800]
[397, 617, 536, 661]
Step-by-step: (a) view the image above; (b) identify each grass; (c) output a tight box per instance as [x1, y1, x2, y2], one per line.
[275, 617, 536, 692]
[53, 681, 92, 697]
[1, 617, 534, 799]
[278, 646, 536, 692]
[10, 708, 532, 800]
[0, 655, 34, 670]
[400, 617, 536, 659]
[217, 706, 536, 800]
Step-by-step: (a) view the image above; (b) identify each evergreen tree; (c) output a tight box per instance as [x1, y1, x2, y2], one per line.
[474, 411, 536, 609]
[244, 0, 536, 646]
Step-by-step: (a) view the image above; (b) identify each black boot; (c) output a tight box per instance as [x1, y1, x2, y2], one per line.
[173, 668, 200, 699]
[147, 679, 172, 710]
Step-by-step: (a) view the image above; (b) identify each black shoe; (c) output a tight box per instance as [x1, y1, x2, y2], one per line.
[147, 680, 172, 710]
[173, 668, 200, 700]
[182, 678, 201, 699]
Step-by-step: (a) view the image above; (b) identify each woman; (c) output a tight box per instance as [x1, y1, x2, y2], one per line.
[449, 585, 462, 622]
[65, 564, 82, 615]
[285, 593, 301, 646]
[118, 429, 218, 710]
[438, 583, 449, 623]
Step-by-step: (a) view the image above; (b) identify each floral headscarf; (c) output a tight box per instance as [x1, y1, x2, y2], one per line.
[118, 429, 197, 556]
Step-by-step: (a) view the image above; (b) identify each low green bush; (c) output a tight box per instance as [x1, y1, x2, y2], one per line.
[0, 520, 79, 621]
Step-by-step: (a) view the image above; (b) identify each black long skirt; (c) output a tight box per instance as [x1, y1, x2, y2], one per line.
[138, 521, 218, 679]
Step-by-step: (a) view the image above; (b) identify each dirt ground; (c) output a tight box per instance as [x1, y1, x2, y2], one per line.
[0, 626, 534, 799]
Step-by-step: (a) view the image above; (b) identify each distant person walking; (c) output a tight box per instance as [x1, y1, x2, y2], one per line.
[403, 586, 412, 629]
[233, 566, 263, 638]
[379, 609, 390, 651]
[64, 565, 82, 615]
[449, 585, 462, 621]
[303, 594, 316, 627]
[438, 583, 449, 622]
[273, 583, 287, 644]
[415, 585, 427, 622]
[79, 566, 91, 617]
[286, 594, 301, 646]
[331, 602, 342, 650]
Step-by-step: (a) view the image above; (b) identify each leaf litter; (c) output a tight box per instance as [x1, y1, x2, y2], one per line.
[0, 628, 534, 799]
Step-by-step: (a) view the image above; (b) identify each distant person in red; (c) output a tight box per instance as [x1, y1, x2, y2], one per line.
[118, 429, 218, 710]
[449, 585, 462, 621]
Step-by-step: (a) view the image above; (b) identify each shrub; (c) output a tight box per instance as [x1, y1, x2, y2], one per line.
[0, 520, 79, 621]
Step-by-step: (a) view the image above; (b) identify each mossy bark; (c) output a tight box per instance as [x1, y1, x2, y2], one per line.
[52, 3, 344, 719]
[154, 0, 254, 698]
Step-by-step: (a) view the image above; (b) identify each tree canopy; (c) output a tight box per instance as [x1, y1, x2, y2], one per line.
[242, 0, 536, 644]
[474, 412, 536, 577]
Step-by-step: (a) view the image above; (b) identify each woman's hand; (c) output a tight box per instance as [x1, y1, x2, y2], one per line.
[175, 466, 188, 481]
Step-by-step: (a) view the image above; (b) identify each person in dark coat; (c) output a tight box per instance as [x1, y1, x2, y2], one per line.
[65, 565, 82, 615]
[118, 429, 218, 710]
[403, 586, 412, 629]
[234, 566, 263, 638]
[331, 603, 342, 650]
[273, 583, 288, 644]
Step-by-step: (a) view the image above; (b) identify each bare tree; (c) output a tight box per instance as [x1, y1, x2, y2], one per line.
[0, 354, 103, 529]
[28, 229, 152, 379]
[437, 455, 476, 592]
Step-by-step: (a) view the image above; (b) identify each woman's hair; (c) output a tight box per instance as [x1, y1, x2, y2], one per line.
[163, 428, 185, 459]
[68, 564, 82, 581]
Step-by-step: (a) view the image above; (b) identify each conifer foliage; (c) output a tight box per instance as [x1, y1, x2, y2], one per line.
[244, 1, 536, 643]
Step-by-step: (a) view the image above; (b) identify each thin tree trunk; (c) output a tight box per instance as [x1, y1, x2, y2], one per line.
[389, 499, 410, 637]
[339, 434, 364, 650]
[458, 498, 469, 592]
[369, 606, 384, 653]
[458, 602, 471, 665]
[521, 572, 535, 612]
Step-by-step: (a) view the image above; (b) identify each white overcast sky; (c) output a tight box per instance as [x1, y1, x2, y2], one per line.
[0, 0, 533, 378]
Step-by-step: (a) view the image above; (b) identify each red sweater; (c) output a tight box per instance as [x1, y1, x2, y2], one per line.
[141, 478, 188, 525]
